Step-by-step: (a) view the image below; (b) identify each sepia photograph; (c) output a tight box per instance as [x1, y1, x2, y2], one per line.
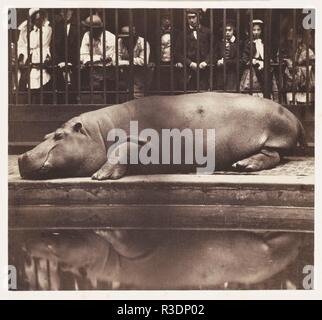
[5, 2, 316, 295]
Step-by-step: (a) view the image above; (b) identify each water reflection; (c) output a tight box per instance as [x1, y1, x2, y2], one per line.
[9, 230, 312, 290]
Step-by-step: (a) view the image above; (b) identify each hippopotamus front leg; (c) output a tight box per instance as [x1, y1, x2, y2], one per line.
[91, 141, 139, 180]
[232, 148, 281, 171]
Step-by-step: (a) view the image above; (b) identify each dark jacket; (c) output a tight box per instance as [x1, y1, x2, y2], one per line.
[216, 37, 240, 69]
[175, 25, 213, 66]
[52, 15, 79, 66]
[241, 39, 264, 68]
[215, 38, 241, 91]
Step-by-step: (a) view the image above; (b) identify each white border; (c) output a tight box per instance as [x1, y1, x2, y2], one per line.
[1, 0, 321, 300]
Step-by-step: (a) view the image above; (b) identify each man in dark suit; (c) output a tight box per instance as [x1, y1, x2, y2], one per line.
[215, 21, 240, 91]
[53, 9, 79, 103]
[175, 9, 213, 91]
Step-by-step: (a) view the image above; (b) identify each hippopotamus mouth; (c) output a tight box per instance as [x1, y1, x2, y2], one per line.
[18, 152, 53, 179]
[18, 144, 67, 180]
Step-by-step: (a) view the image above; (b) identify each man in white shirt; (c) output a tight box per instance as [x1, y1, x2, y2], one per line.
[80, 15, 115, 66]
[27, 9, 53, 103]
[80, 14, 116, 95]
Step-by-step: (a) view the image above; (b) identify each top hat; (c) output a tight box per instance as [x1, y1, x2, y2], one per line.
[82, 15, 103, 28]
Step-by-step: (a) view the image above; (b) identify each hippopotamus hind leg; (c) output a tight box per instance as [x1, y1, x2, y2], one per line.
[232, 148, 280, 171]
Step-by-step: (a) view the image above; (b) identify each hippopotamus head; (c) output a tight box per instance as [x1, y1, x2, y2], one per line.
[18, 118, 107, 179]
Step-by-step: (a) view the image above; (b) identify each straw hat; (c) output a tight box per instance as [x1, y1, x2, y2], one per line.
[252, 19, 264, 25]
[29, 8, 40, 17]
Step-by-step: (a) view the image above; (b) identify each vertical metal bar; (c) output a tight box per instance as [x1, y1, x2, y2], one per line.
[196, 10, 200, 92]
[115, 9, 119, 103]
[170, 9, 174, 94]
[14, 29, 19, 104]
[236, 10, 240, 92]
[102, 8, 107, 104]
[90, 9, 93, 104]
[183, 10, 187, 93]
[8, 29, 12, 104]
[209, 9, 213, 91]
[33, 257, 40, 290]
[156, 10, 161, 93]
[249, 9, 253, 95]
[129, 9, 134, 100]
[278, 12, 283, 103]
[223, 9, 227, 91]
[51, 9, 57, 104]
[77, 9, 81, 104]
[64, 9, 69, 104]
[305, 31, 310, 104]
[40, 19, 43, 104]
[144, 9, 148, 96]
[292, 10, 297, 104]
[27, 16, 31, 105]
[263, 10, 271, 98]
[46, 259, 51, 290]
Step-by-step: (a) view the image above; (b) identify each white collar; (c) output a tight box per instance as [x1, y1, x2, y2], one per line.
[226, 35, 235, 43]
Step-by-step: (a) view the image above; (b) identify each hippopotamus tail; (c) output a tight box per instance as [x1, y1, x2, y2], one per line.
[297, 119, 308, 153]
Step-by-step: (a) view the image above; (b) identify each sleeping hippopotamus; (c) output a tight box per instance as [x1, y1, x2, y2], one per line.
[16, 92, 306, 289]
[18, 92, 306, 180]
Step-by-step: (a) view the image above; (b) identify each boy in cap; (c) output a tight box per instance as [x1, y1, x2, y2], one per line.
[215, 21, 240, 91]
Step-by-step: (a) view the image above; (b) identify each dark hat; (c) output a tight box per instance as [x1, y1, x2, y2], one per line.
[225, 19, 236, 29]
[119, 25, 137, 38]
[82, 15, 103, 28]
[160, 9, 171, 18]
[186, 8, 201, 16]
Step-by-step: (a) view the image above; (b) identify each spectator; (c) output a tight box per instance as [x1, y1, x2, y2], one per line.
[151, 10, 180, 93]
[53, 9, 79, 103]
[118, 25, 151, 99]
[28, 9, 53, 103]
[280, 29, 315, 104]
[80, 14, 116, 92]
[215, 21, 240, 91]
[240, 19, 265, 96]
[16, 10, 34, 92]
[175, 9, 212, 91]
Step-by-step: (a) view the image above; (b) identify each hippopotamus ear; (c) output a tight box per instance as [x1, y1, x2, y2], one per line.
[44, 132, 54, 140]
[73, 122, 83, 132]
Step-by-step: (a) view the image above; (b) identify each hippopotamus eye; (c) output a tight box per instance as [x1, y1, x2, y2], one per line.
[54, 131, 64, 140]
